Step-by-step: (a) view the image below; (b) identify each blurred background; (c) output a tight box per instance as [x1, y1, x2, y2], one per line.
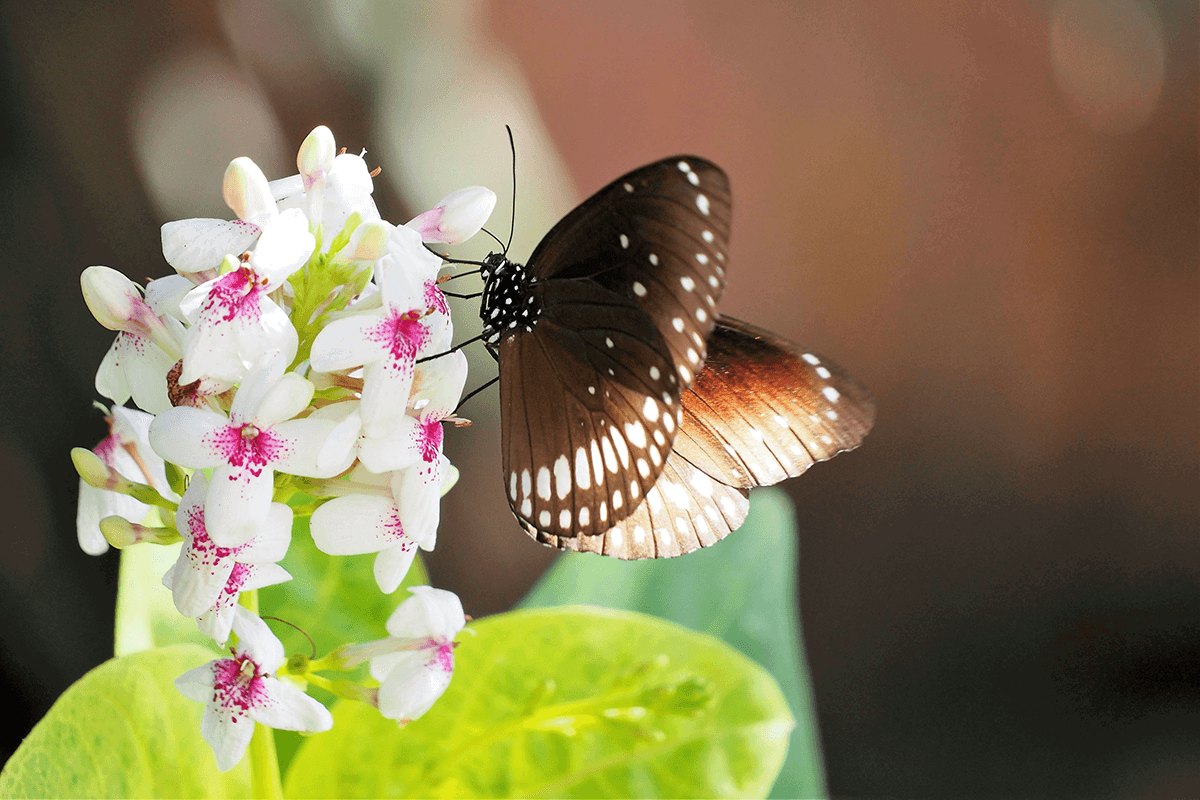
[0, 0, 1195, 796]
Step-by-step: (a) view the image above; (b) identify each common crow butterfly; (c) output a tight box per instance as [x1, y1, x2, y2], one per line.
[459, 155, 873, 559]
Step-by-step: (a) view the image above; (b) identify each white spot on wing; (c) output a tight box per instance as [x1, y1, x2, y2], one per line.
[619, 233, 629, 249]
[537, 467, 552, 500]
[696, 194, 710, 215]
[539, 510, 551, 527]
[632, 281, 647, 297]
[553, 456, 570, 499]
[823, 386, 841, 403]
[575, 447, 591, 490]
[559, 509, 571, 529]
[680, 276, 695, 291]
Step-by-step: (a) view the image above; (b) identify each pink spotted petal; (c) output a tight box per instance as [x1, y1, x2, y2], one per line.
[149, 407, 235, 469]
[373, 543, 419, 594]
[310, 494, 411, 556]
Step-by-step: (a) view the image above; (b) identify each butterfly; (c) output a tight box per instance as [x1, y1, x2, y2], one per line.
[470, 155, 873, 559]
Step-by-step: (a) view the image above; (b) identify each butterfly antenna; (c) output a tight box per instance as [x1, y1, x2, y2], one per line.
[479, 226, 507, 251]
[424, 243, 486, 268]
[454, 375, 499, 415]
[504, 124, 517, 255]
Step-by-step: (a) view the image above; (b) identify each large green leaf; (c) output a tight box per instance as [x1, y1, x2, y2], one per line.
[284, 606, 793, 798]
[519, 487, 825, 798]
[0, 644, 251, 798]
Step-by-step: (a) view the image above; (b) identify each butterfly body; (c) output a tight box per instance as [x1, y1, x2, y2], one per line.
[472, 154, 871, 557]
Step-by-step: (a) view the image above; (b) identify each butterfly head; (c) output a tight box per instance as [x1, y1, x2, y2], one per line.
[479, 252, 539, 345]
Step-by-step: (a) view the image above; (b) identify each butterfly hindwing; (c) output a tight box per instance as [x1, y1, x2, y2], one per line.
[522, 315, 875, 559]
[527, 157, 732, 391]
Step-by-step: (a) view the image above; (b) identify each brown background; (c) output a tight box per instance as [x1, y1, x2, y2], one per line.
[0, 1, 1195, 796]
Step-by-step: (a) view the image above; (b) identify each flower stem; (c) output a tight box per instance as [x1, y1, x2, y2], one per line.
[240, 589, 284, 799]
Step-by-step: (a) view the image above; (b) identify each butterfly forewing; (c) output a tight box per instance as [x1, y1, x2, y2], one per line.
[521, 316, 876, 559]
[526, 157, 732, 390]
[500, 280, 682, 537]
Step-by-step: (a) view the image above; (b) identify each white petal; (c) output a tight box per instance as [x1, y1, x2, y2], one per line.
[229, 351, 287, 422]
[149, 407, 232, 469]
[122, 335, 175, 415]
[315, 403, 362, 474]
[235, 503, 293, 563]
[168, 540, 234, 618]
[161, 219, 260, 274]
[94, 337, 131, 406]
[376, 650, 453, 721]
[250, 676, 333, 733]
[231, 606, 285, 671]
[356, 414, 422, 474]
[180, 313, 249, 387]
[270, 417, 355, 478]
[373, 544, 418, 594]
[360, 357, 418, 440]
[396, 459, 444, 549]
[310, 494, 408, 556]
[204, 465, 273, 547]
[411, 350, 468, 419]
[309, 313, 388, 373]
[230, 298, 300, 380]
[385, 585, 465, 641]
[199, 686, 257, 772]
[251, 373, 313, 428]
[323, 152, 380, 232]
[251, 208, 315, 284]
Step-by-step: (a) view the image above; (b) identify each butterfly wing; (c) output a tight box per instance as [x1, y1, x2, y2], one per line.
[527, 157, 732, 390]
[525, 315, 875, 559]
[499, 279, 683, 537]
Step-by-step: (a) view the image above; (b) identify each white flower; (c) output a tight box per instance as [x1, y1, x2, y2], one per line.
[149, 352, 354, 546]
[339, 587, 465, 723]
[175, 607, 332, 771]
[162, 472, 292, 645]
[83, 267, 183, 414]
[272, 127, 380, 235]
[75, 405, 176, 555]
[406, 186, 497, 245]
[174, 158, 315, 388]
[373, 587, 465, 722]
[309, 224, 448, 437]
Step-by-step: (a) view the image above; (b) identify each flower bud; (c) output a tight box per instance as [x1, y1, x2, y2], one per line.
[72, 446, 114, 488]
[406, 186, 497, 245]
[99, 516, 180, 548]
[298, 125, 336, 191]
[345, 220, 391, 262]
[81, 266, 144, 331]
[223, 157, 277, 227]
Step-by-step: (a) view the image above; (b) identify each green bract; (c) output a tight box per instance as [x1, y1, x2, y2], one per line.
[0, 645, 252, 798]
[284, 606, 793, 798]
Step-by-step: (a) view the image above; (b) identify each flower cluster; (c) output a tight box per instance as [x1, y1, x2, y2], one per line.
[73, 126, 495, 771]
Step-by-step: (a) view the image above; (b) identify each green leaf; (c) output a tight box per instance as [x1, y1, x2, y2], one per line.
[284, 606, 793, 798]
[0, 644, 251, 798]
[114, 539, 220, 658]
[519, 487, 826, 799]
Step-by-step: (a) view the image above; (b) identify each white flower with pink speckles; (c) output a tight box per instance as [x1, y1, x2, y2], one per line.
[337, 587, 465, 723]
[309, 223, 449, 438]
[175, 607, 332, 772]
[149, 351, 355, 547]
[406, 185, 497, 245]
[162, 471, 292, 645]
[175, 158, 315, 389]
[76, 404, 178, 555]
[308, 351, 466, 592]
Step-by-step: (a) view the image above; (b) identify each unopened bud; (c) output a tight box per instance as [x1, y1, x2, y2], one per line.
[344, 220, 390, 262]
[406, 186, 497, 245]
[298, 126, 336, 191]
[81, 267, 145, 331]
[99, 515, 181, 548]
[72, 446, 114, 488]
[223, 157, 277, 227]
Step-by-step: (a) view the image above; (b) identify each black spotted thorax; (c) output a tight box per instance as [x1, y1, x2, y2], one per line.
[479, 252, 540, 345]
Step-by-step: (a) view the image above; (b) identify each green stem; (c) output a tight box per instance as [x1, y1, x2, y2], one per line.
[240, 589, 284, 799]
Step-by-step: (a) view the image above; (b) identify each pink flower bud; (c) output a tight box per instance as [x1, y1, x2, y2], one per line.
[406, 186, 497, 245]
